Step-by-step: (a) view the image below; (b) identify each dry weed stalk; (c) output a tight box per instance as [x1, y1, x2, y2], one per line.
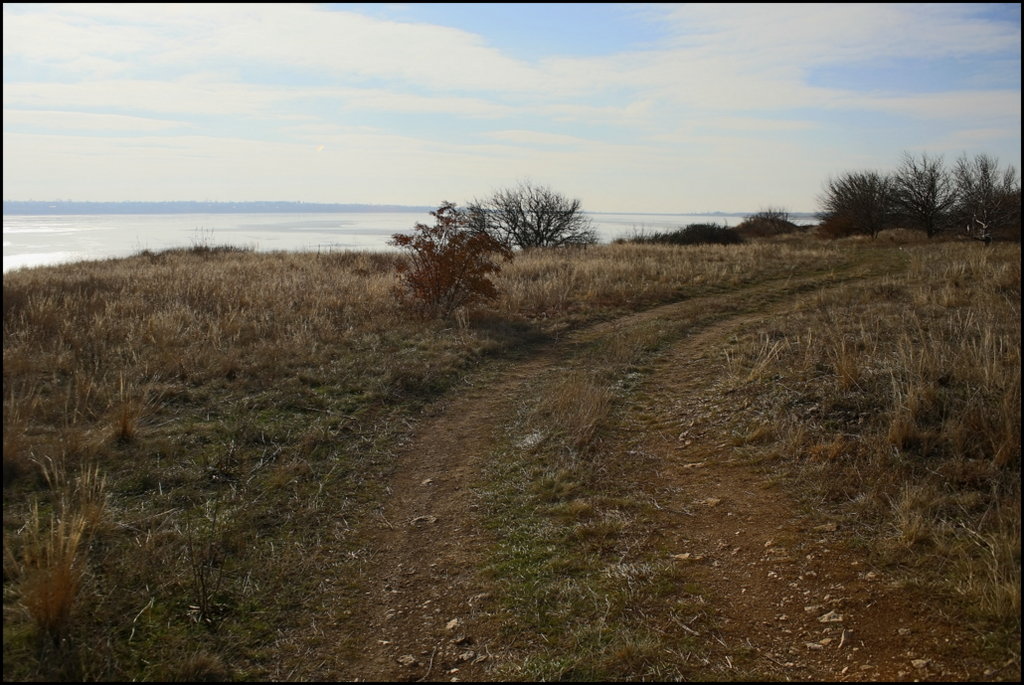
[6, 458, 108, 641]
[11, 502, 88, 641]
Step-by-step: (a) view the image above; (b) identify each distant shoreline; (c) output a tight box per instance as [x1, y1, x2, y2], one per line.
[3, 200, 815, 218]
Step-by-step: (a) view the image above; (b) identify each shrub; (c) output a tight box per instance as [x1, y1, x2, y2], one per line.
[735, 208, 801, 238]
[818, 170, 897, 238]
[620, 223, 743, 246]
[816, 215, 860, 240]
[390, 202, 513, 318]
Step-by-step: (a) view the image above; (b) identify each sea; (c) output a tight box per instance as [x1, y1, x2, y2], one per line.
[2, 211, 779, 273]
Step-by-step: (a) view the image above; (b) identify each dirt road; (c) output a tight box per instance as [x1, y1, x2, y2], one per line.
[341, 266, 1008, 682]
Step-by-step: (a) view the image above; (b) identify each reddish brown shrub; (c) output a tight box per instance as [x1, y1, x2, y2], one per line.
[390, 202, 513, 318]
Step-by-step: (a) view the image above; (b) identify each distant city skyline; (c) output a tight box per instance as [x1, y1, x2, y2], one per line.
[3, 3, 1020, 213]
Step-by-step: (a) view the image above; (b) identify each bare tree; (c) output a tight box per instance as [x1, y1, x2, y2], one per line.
[953, 154, 1020, 240]
[892, 151, 956, 238]
[817, 170, 896, 238]
[1006, 186, 1022, 242]
[467, 181, 598, 249]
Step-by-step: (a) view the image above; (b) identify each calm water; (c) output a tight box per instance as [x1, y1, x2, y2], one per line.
[3, 211, 756, 273]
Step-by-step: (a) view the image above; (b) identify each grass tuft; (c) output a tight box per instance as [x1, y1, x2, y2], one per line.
[10, 502, 87, 642]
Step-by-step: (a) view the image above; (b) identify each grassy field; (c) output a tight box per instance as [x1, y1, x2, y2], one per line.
[478, 238, 1019, 679]
[724, 243, 1020, 624]
[3, 233, 1019, 680]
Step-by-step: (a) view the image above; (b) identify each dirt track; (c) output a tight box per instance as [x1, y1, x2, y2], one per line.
[340, 267, 1008, 682]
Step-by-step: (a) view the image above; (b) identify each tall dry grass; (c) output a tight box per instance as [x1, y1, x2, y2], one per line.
[495, 242, 843, 320]
[722, 241, 1021, 633]
[4, 459, 106, 645]
[3, 242, 845, 491]
[9, 503, 87, 641]
[3, 240, 848, 680]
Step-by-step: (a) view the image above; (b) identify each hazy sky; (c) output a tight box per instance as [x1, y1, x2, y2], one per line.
[3, 3, 1020, 213]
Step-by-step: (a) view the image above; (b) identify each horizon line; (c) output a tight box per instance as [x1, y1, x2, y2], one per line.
[3, 200, 816, 217]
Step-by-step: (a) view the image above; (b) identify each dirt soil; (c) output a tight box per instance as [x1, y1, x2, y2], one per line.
[609, 314, 1009, 682]
[340, 275, 1016, 682]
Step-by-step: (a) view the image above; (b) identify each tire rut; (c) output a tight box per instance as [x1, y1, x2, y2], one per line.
[610, 300, 993, 681]
[343, 262, 912, 681]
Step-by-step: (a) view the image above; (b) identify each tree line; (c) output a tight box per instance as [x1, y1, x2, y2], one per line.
[818, 152, 1021, 241]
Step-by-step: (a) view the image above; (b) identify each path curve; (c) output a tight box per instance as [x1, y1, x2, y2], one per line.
[342, 263, 999, 681]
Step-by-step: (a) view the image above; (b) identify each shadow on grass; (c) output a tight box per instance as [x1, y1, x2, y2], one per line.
[470, 313, 556, 360]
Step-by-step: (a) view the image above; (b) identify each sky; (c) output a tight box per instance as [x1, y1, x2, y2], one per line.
[2, 3, 1021, 213]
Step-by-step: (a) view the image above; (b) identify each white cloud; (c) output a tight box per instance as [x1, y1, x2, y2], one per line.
[661, 4, 1020, 64]
[841, 90, 1022, 121]
[3, 79, 308, 116]
[331, 88, 514, 118]
[3, 109, 188, 132]
[926, 127, 1024, 153]
[484, 130, 592, 146]
[4, 4, 553, 93]
[2, 11, 150, 63]
[2, 3, 1019, 211]
[705, 117, 819, 133]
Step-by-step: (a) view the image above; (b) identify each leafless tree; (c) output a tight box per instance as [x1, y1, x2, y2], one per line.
[817, 171, 896, 238]
[467, 181, 598, 249]
[892, 151, 956, 238]
[953, 154, 1020, 240]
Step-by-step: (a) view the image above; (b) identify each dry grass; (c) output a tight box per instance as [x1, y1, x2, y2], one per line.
[475, 264, 853, 680]
[534, 369, 614, 450]
[720, 241, 1021, 640]
[5, 236, 1015, 679]
[494, 241, 843, 321]
[4, 458, 106, 647]
[2, 240, 846, 680]
[10, 503, 88, 640]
